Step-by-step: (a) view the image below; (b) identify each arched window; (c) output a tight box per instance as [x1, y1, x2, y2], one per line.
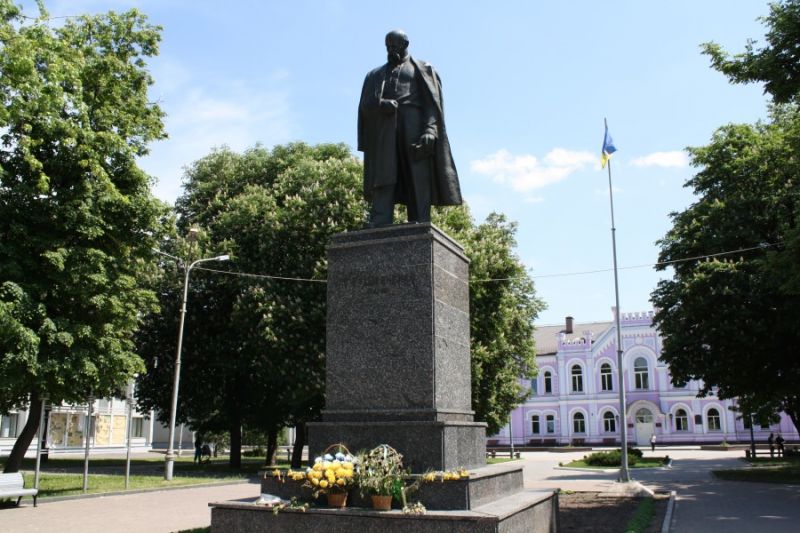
[675, 409, 689, 431]
[636, 408, 653, 423]
[600, 363, 613, 391]
[571, 365, 583, 393]
[634, 357, 649, 389]
[531, 415, 540, 434]
[603, 411, 616, 433]
[707, 408, 721, 431]
[573, 412, 586, 433]
[546, 414, 555, 433]
[544, 371, 552, 394]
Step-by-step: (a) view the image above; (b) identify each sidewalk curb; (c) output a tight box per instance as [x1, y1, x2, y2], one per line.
[32, 478, 257, 505]
[661, 490, 676, 533]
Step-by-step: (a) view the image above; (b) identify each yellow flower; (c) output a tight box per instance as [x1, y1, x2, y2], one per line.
[336, 478, 345, 486]
[311, 478, 319, 486]
[423, 472, 436, 482]
[342, 462, 353, 470]
[272, 469, 281, 478]
[335, 468, 346, 478]
[313, 463, 323, 471]
[319, 480, 329, 488]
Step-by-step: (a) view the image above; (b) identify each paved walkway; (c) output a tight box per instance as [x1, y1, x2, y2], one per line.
[520, 447, 800, 532]
[5, 448, 800, 532]
[2, 481, 259, 533]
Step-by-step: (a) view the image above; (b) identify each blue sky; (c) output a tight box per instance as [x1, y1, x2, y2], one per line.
[28, 1, 773, 324]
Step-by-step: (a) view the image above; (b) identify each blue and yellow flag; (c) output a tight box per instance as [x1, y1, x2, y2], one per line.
[601, 124, 617, 168]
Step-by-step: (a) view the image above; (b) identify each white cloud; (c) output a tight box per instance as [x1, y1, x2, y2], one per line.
[139, 65, 295, 204]
[630, 151, 688, 168]
[470, 148, 595, 192]
[524, 196, 544, 204]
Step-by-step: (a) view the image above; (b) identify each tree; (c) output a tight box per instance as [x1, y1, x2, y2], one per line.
[0, 3, 168, 471]
[434, 207, 544, 435]
[135, 143, 366, 468]
[651, 106, 800, 433]
[703, 0, 800, 105]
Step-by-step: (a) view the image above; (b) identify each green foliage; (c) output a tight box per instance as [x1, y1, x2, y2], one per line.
[0, 1, 168, 467]
[434, 207, 544, 435]
[623, 497, 655, 533]
[134, 143, 366, 459]
[651, 105, 800, 434]
[703, 0, 800, 104]
[584, 448, 642, 467]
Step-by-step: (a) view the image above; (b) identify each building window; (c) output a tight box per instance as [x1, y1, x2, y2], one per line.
[636, 408, 653, 423]
[530, 379, 538, 397]
[603, 411, 616, 433]
[546, 415, 555, 433]
[531, 415, 540, 434]
[571, 365, 583, 393]
[675, 409, 689, 431]
[0, 413, 19, 438]
[600, 363, 613, 391]
[634, 357, 649, 390]
[707, 409, 721, 431]
[132, 417, 144, 438]
[573, 412, 586, 434]
[543, 371, 552, 394]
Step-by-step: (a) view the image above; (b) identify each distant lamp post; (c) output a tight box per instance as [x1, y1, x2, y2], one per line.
[164, 252, 230, 481]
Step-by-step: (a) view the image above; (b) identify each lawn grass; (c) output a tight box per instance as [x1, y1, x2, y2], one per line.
[22, 472, 245, 498]
[713, 456, 800, 484]
[561, 457, 669, 469]
[486, 457, 517, 464]
[2, 455, 288, 475]
[623, 497, 655, 533]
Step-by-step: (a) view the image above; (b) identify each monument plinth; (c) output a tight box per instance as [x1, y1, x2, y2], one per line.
[211, 224, 557, 532]
[308, 223, 486, 471]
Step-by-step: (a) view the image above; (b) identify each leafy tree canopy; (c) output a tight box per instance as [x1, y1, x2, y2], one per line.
[651, 105, 800, 432]
[703, 0, 800, 104]
[0, 1, 168, 471]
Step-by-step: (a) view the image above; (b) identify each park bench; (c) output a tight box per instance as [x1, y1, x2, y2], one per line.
[0, 472, 37, 507]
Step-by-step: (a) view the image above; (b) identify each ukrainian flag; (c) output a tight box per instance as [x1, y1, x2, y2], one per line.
[601, 124, 617, 168]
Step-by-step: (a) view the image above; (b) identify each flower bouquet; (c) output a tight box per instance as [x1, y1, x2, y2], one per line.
[304, 444, 357, 507]
[356, 444, 407, 510]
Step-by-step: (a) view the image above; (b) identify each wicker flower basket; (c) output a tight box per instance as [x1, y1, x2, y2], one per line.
[371, 494, 393, 510]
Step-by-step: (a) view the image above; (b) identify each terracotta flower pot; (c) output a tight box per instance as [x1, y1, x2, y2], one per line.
[371, 494, 393, 510]
[327, 492, 348, 508]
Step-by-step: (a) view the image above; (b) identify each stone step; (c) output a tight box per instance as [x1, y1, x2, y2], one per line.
[210, 489, 557, 533]
[259, 461, 526, 511]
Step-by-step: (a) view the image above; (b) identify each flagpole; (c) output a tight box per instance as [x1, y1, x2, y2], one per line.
[604, 118, 631, 482]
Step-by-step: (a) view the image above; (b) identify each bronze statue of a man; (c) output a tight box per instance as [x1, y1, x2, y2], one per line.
[358, 30, 462, 227]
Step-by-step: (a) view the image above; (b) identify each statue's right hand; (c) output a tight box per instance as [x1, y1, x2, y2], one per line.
[379, 99, 398, 114]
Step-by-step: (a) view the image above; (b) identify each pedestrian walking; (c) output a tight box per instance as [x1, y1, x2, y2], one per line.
[194, 436, 203, 463]
[650, 433, 656, 452]
[776, 433, 785, 457]
[768, 432, 775, 458]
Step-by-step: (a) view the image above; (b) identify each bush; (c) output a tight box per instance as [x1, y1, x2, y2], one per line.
[584, 449, 640, 467]
[243, 446, 266, 457]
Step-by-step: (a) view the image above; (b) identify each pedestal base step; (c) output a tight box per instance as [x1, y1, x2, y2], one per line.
[210, 489, 557, 533]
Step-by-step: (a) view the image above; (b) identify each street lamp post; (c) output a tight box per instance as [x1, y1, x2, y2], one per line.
[164, 253, 229, 481]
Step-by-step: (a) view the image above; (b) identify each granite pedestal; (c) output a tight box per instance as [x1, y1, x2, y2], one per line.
[308, 224, 486, 470]
[210, 224, 557, 532]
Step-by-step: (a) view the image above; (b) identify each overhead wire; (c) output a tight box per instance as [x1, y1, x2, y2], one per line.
[154, 241, 782, 285]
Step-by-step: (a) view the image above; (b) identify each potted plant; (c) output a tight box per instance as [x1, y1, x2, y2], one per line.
[356, 444, 406, 510]
[304, 444, 357, 508]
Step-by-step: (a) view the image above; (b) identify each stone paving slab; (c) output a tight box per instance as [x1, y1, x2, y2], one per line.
[1, 481, 259, 533]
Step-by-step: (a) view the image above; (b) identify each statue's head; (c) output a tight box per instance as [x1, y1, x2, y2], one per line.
[385, 30, 409, 65]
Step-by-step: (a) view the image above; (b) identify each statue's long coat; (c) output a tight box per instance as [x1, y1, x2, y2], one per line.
[357, 57, 462, 206]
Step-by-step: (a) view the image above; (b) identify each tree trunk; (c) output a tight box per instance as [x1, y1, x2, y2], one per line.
[229, 422, 242, 469]
[291, 422, 306, 469]
[265, 428, 278, 466]
[4, 393, 42, 474]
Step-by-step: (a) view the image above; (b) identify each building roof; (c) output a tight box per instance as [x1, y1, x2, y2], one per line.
[534, 320, 613, 356]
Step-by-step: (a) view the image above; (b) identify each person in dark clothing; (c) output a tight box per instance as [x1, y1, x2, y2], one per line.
[768, 432, 775, 458]
[776, 433, 785, 457]
[194, 436, 203, 463]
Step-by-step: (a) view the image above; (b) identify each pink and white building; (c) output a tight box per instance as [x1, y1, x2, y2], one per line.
[491, 309, 799, 447]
